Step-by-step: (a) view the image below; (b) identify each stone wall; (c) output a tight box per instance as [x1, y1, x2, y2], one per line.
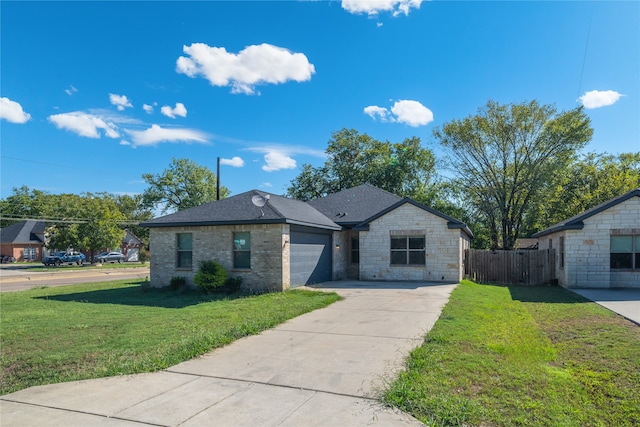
[358, 203, 465, 282]
[149, 223, 288, 292]
[541, 196, 640, 288]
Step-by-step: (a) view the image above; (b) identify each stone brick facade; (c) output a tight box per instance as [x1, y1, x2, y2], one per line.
[358, 204, 468, 282]
[149, 223, 289, 292]
[148, 203, 470, 289]
[539, 197, 640, 288]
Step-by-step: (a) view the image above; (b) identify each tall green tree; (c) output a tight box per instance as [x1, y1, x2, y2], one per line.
[76, 196, 125, 261]
[0, 186, 54, 228]
[287, 128, 438, 203]
[113, 194, 153, 242]
[524, 152, 640, 234]
[435, 100, 592, 249]
[142, 158, 229, 214]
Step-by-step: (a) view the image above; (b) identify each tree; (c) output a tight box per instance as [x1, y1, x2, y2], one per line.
[0, 186, 54, 228]
[113, 194, 153, 242]
[524, 152, 640, 234]
[142, 158, 229, 214]
[287, 128, 438, 202]
[76, 196, 125, 261]
[435, 100, 593, 250]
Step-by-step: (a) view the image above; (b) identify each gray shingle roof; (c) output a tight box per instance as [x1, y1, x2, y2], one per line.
[307, 184, 402, 225]
[141, 184, 473, 239]
[532, 188, 640, 238]
[141, 190, 341, 230]
[0, 220, 46, 244]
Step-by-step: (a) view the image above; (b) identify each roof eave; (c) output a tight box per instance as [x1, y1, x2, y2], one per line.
[141, 217, 341, 231]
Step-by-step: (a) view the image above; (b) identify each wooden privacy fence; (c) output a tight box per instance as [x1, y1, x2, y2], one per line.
[464, 249, 556, 285]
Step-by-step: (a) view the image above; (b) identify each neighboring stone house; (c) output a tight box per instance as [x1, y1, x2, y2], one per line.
[533, 188, 640, 288]
[142, 184, 473, 291]
[0, 220, 46, 262]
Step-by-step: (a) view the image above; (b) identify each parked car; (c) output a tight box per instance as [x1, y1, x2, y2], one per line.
[43, 251, 85, 266]
[96, 251, 126, 263]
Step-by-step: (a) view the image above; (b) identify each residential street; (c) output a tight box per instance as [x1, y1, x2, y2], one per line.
[0, 265, 150, 292]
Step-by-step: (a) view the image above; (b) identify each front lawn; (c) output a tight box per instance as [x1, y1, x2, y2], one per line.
[384, 280, 640, 427]
[0, 280, 340, 395]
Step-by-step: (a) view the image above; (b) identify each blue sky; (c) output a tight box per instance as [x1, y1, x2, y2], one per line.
[1, 1, 638, 201]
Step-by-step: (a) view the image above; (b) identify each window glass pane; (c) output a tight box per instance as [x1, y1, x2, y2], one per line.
[234, 251, 251, 269]
[177, 251, 192, 268]
[234, 232, 250, 250]
[635, 236, 640, 251]
[391, 237, 407, 249]
[611, 253, 632, 269]
[408, 251, 425, 265]
[636, 253, 640, 270]
[178, 233, 192, 250]
[409, 237, 425, 250]
[391, 251, 406, 264]
[611, 236, 632, 253]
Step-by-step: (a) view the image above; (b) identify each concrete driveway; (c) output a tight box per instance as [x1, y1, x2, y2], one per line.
[1, 281, 457, 426]
[570, 288, 640, 325]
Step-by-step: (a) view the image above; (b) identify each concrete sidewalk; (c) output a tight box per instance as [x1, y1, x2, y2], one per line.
[570, 288, 640, 325]
[1, 281, 457, 426]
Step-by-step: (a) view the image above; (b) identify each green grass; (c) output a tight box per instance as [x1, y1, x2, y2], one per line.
[0, 280, 340, 395]
[384, 280, 640, 427]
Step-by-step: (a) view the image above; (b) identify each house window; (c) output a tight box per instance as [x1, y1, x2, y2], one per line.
[351, 237, 359, 264]
[233, 232, 251, 269]
[23, 247, 36, 261]
[611, 235, 639, 270]
[390, 236, 425, 265]
[559, 236, 565, 269]
[177, 233, 192, 269]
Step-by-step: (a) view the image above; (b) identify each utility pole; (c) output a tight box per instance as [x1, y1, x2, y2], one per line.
[216, 156, 220, 200]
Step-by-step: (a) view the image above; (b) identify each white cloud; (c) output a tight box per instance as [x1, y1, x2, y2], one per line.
[0, 97, 31, 124]
[578, 90, 623, 109]
[364, 105, 391, 121]
[48, 111, 120, 138]
[365, 100, 433, 127]
[262, 150, 297, 172]
[220, 156, 245, 167]
[260, 182, 273, 188]
[142, 104, 154, 114]
[245, 143, 325, 172]
[176, 43, 315, 95]
[109, 93, 133, 111]
[391, 100, 433, 126]
[125, 124, 208, 147]
[65, 85, 78, 96]
[342, 0, 423, 16]
[161, 102, 187, 118]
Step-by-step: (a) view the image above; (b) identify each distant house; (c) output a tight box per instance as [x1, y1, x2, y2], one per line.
[0, 220, 46, 262]
[142, 184, 473, 291]
[121, 229, 145, 262]
[533, 188, 640, 288]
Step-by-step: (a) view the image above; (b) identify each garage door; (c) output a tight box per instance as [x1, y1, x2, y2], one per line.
[290, 230, 332, 287]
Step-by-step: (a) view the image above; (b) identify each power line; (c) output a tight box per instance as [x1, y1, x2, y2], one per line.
[0, 215, 141, 225]
[577, 17, 592, 100]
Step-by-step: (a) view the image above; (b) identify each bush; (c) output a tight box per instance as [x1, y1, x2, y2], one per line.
[169, 276, 187, 290]
[194, 260, 227, 293]
[225, 276, 243, 294]
[138, 247, 149, 264]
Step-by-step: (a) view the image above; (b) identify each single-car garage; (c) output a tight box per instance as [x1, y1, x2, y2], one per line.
[290, 226, 332, 287]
